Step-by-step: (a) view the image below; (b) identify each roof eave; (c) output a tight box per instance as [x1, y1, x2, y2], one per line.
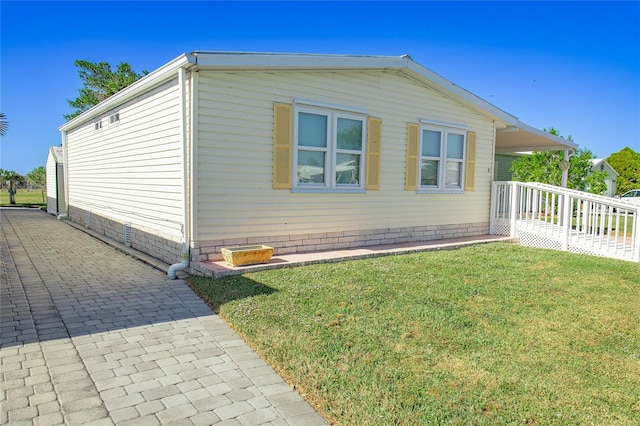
[59, 53, 195, 132]
[591, 159, 620, 176]
[59, 51, 578, 154]
[495, 122, 579, 153]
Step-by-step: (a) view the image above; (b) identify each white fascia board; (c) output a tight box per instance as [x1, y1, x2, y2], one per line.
[191, 51, 407, 70]
[59, 53, 195, 131]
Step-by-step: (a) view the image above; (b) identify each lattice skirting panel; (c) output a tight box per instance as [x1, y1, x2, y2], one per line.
[518, 229, 633, 261]
[491, 219, 511, 236]
[517, 230, 563, 252]
[567, 244, 609, 258]
[568, 240, 633, 261]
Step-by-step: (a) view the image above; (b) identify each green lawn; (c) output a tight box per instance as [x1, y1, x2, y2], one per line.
[189, 243, 640, 425]
[0, 189, 46, 207]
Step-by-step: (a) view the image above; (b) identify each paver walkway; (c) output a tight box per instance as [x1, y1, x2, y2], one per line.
[0, 208, 327, 426]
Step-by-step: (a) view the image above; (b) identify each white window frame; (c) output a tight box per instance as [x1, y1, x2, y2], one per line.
[109, 112, 120, 125]
[418, 124, 467, 194]
[93, 120, 102, 131]
[293, 104, 367, 192]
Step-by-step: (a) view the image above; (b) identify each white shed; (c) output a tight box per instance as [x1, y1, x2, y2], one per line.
[58, 52, 578, 271]
[46, 146, 66, 215]
[590, 158, 619, 197]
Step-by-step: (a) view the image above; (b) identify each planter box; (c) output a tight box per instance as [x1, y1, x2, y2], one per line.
[221, 245, 274, 267]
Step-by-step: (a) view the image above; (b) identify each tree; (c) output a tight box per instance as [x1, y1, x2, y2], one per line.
[584, 170, 609, 195]
[0, 112, 8, 137]
[0, 169, 24, 185]
[1, 169, 24, 204]
[606, 147, 640, 195]
[26, 166, 46, 188]
[65, 60, 148, 120]
[510, 128, 607, 194]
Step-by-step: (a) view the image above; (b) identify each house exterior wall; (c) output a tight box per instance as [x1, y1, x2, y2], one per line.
[193, 70, 495, 260]
[64, 78, 186, 264]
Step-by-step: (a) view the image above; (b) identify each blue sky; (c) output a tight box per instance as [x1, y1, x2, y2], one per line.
[1, 1, 639, 174]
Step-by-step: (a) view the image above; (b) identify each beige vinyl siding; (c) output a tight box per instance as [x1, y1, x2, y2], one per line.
[196, 70, 495, 240]
[65, 78, 184, 240]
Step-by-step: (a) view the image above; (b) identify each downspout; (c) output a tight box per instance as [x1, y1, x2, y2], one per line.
[168, 66, 190, 279]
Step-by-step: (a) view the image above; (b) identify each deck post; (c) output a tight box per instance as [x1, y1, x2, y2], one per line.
[560, 189, 572, 252]
[489, 181, 497, 234]
[633, 214, 640, 262]
[509, 181, 518, 238]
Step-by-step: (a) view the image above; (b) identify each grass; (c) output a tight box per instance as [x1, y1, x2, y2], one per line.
[189, 243, 640, 425]
[0, 189, 46, 207]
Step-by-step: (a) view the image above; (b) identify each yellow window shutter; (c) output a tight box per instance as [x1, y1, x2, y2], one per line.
[405, 123, 419, 191]
[465, 131, 477, 191]
[273, 103, 292, 189]
[366, 117, 382, 190]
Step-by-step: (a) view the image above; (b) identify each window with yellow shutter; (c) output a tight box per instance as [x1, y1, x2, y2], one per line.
[415, 121, 469, 193]
[274, 101, 381, 192]
[293, 104, 367, 192]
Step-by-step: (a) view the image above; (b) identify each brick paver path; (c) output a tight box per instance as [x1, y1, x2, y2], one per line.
[1, 208, 327, 425]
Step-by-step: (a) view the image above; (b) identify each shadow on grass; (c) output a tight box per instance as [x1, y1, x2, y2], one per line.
[187, 275, 278, 312]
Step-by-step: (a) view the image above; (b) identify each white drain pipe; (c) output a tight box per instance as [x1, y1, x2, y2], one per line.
[168, 243, 189, 279]
[168, 66, 190, 279]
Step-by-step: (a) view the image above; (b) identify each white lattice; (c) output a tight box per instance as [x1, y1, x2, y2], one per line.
[518, 229, 562, 251]
[568, 234, 633, 261]
[491, 219, 511, 236]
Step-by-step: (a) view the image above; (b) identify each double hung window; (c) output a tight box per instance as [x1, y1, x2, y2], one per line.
[294, 106, 366, 190]
[419, 125, 466, 192]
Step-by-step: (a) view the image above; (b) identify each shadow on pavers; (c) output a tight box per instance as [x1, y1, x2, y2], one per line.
[1, 208, 279, 349]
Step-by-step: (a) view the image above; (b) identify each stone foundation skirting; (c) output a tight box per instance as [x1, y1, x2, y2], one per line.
[68, 205, 182, 266]
[65, 208, 488, 272]
[192, 222, 489, 262]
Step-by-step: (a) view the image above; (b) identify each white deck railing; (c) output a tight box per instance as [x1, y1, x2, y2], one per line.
[490, 181, 640, 262]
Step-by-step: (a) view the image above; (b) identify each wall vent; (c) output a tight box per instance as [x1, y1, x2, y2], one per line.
[124, 222, 132, 247]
